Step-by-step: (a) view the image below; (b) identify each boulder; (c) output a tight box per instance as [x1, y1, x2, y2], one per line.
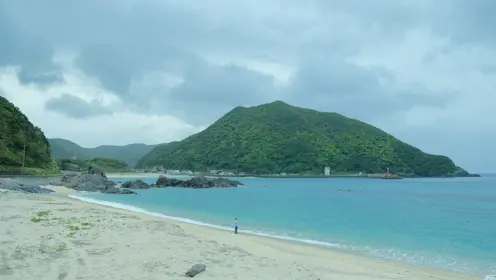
[65, 173, 116, 192]
[155, 175, 243, 189]
[103, 186, 137, 195]
[0, 178, 54, 194]
[119, 188, 138, 195]
[211, 177, 242, 188]
[121, 179, 150, 189]
[51, 165, 121, 194]
[185, 263, 206, 277]
[88, 163, 106, 178]
[155, 175, 183, 187]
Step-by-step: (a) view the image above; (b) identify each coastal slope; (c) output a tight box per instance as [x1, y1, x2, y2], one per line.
[0, 96, 53, 174]
[0, 190, 477, 280]
[137, 101, 472, 177]
[49, 138, 158, 167]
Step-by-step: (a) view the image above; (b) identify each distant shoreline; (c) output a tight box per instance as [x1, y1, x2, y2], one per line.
[105, 172, 481, 180]
[0, 171, 481, 180]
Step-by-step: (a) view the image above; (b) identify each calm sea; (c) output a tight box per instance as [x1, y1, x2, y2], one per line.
[72, 176, 496, 275]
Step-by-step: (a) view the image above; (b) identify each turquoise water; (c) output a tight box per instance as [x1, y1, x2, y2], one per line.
[74, 176, 496, 275]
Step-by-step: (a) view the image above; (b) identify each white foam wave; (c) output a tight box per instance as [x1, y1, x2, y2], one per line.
[68, 194, 341, 249]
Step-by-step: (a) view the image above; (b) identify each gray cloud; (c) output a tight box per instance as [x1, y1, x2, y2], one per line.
[284, 53, 451, 120]
[44, 93, 112, 119]
[0, 4, 60, 85]
[17, 71, 64, 86]
[1, 0, 496, 172]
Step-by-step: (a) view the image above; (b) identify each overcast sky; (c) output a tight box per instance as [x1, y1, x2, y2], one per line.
[1, 0, 495, 173]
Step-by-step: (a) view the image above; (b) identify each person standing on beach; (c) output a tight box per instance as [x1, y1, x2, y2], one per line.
[234, 218, 238, 234]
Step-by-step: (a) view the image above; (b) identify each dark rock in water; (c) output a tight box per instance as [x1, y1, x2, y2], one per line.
[51, 168, 129, 194]
[211, 177, 242, 188]
[47, 170, 241, 194]
[185, 263, 206, 277]
[119, 188, 137, 195]
[0, 178, 54, 194]
[121, 179, 150, 189]
[50, 168, 136, 194]
[156, 175, 183, 187]
[155, 175, 243, 188]
[103, 186, 137, 195]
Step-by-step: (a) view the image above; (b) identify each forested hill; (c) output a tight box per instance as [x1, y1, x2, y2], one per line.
[49, 138, 158, 167]
[137, 101, 472, 177]
[0, 96, 53, 173]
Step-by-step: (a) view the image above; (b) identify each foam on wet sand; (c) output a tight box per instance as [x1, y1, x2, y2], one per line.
[0, 190, 479, 280]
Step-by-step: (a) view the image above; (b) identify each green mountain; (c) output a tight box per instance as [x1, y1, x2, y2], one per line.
[135, 141, 180, 168]
[137, 101, 472, 177]
[0, 96, 53, 174]
[48, 138, 89, 159]
[48, 138, 159, 167]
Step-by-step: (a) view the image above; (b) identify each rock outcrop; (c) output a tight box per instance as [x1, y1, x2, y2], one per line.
[88, 163, 106, 177]
[121, 179, 151, 189]
[155, 176, 243, 188]
[0, 178, 54, 194]
[52, 168, 136, 195]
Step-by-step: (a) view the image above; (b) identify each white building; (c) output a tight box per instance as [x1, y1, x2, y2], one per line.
[324, 167, 331, 176]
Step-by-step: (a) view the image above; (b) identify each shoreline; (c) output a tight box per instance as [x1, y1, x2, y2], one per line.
[65, 189, 479, 278]
[0, 188, 480, 279]
[105, 172, 481, 179]
[67, 192, 485, 277]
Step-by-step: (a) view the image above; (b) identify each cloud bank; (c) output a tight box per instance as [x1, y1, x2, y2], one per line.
[1, 0, 495, 172]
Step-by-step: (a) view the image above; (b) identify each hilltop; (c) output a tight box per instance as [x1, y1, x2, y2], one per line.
[137, 101, 473, 177]
[0, 96, 54, 174]
[49, 138, 158, 167]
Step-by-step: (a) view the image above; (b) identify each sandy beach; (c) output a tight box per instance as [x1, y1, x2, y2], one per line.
[0, 189, 479, 280]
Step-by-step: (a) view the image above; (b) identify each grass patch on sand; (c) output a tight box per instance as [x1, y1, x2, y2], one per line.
[30, 210, 51, 223]
[37, 210, 51, 217]
[55, 244, 68, 252]
[66, 221, 93, 237]
[68, 225, 81, 231]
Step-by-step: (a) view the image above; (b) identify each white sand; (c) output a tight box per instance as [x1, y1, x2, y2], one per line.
[0, 190, 479, 280]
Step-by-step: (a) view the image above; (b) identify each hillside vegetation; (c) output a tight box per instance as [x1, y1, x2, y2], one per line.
[49, 138, 158, 167]
[137, 101, 471, 177]
[58, 158, 130, 173]
[0, 96, 55, 174]
[136, 141, 181, 168]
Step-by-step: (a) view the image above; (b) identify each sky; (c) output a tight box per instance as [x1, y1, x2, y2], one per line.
[1, 0, 495, 173]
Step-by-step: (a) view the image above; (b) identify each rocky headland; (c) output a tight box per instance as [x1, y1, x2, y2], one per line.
[0, 164, 243, 195]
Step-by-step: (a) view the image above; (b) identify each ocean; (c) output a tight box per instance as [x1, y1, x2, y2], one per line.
[71, 176, 496, 275]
